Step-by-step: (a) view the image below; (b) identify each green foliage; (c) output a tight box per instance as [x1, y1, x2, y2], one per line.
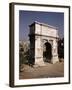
[19, 42, 29, 66]
[58, 38, 64, 58]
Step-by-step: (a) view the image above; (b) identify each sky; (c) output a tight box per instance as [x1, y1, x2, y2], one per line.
[19, 10, 64, 41]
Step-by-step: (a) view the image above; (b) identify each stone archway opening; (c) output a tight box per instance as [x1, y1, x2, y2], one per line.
[43, 42, 52, 63]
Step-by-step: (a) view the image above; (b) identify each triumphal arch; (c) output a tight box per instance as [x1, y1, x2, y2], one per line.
[29, 21, 59, 66]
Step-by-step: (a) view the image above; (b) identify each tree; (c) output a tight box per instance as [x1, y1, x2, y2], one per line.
[58, 38, 64, 59]
[19, 41, 30, 66]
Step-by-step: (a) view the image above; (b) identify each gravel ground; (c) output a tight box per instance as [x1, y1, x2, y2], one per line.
[19, 61, 64, 79]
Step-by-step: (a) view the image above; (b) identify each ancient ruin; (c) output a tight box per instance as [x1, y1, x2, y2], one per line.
[29, 21, 59, 66]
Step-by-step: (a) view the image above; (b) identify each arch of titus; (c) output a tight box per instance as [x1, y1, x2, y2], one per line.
[29, 21, 59, 66]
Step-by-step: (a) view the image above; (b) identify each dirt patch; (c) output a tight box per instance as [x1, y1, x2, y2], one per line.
[19, 61, 64, 79]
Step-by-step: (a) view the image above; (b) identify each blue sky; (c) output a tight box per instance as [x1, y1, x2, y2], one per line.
[19, 10, 64, 41]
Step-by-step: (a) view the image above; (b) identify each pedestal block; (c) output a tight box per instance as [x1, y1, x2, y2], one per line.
[35, 57, 45, 66]
[51, 55, 59, 64]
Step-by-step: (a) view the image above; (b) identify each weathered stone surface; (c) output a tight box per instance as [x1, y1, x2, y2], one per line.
[29, 21, 59, 65]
